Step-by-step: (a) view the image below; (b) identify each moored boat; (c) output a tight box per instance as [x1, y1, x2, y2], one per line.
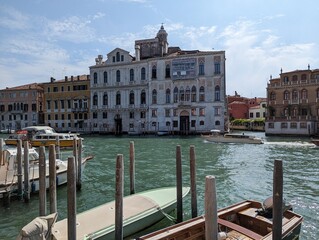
[202, 129, 263, 144]
[138, 198, 303, 240]
[4, 126, 80, 148]
[18, 187, 190, 240]
[310, 138, 319, 146]
[0, 147, 92, 199]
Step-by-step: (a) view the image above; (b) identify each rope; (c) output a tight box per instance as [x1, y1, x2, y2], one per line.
[157, 207, 177, 223]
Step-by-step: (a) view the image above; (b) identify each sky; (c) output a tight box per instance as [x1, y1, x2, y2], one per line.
[0, 0, 318, 97]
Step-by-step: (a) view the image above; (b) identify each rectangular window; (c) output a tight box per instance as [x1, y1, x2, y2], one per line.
[281, 122, 288, 128]
[290, 122, 297, 128]
[200, 108, 205, 116]
[53, 87, 58, 92]
[191, 120, 196, 127]
[48, 114, 51, 120]
[93, 112, 97, 119]
[199, 63, 205, 75]
[300, 122, 307, 128]
[173, 109, 178, 117]
[55, 114, 58, 120]
[165, 109, 170, 117]
[256, 112, 260, 118]
[191, 108, 196, 116]
[152, 109, 157, 117]
[173, 121, 178, 128]
[140, 111, 146, 119]
[214, 107, 221, 116]
[47, 101, 51, 110]
[61, 114, 64, 120]
[250, 112, 254, 118]
[214, 62, 221, 74]
[130, 112, 134, 119]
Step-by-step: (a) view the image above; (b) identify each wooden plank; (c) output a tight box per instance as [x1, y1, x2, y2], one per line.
[218, 218, 263, 240]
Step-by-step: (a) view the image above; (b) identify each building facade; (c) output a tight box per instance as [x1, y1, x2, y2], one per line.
[42, 75, 90, 132]
[0, 83, 44, 131]
[266, 67, 319, 136]
[89, 26, 226, 134]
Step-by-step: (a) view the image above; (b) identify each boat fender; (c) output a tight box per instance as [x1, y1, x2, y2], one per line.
[218, 232, 227, 240]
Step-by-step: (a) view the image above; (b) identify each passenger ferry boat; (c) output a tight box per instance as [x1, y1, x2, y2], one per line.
[5, 126, 80, 148]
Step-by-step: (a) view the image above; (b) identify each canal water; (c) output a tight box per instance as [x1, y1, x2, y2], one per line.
[0, 132, 318, 239]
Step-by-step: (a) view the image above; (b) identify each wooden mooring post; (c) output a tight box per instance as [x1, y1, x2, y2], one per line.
[73, 138, 78, 188]
[39, 146, 47, 216]
[129, 141, 135, 194]
[77, 138, 82, 190]
[49, 144, 57, 213]
[67, 156, 77, 240]
[23, 141, 30, 202]
[273, 159, 283, 240]
[55, 136, 60, 159]
[189, 145, 198, 218]
[176, 145, 183, 223]
[115, 154, 124, 240]
[205, 175, 218, 240]
[0, 138, 3, 165]
[17, 139, 23, 200]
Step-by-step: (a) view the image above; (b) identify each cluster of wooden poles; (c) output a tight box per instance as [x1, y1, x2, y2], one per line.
[0, 137, 83, 210]
[62, 140, 286, 240]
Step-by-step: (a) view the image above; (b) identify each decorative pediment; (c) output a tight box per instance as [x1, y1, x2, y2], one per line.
[105, 48, 133, 64]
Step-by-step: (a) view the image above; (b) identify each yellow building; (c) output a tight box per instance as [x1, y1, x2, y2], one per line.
[266, 66, 319, 136]
[42, 75, 90, 132]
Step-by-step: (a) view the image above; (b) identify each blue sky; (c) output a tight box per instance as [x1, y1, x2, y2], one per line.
[0, 0, 318, 97]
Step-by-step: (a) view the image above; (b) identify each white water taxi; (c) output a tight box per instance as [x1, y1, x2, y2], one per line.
[202, 130, 263, 144]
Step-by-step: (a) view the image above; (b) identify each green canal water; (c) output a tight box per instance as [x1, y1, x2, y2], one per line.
[0, 132, 318, 239]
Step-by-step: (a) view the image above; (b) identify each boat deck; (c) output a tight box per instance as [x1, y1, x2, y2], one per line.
[52, 194, 158, 240]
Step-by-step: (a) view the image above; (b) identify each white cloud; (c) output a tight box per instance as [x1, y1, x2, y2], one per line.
[0, 6, 30, 30]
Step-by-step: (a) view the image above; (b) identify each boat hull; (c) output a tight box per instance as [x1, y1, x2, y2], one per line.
[202, 135, 263, 144]
[138, 200, 302, 240]
[50, 187, 190, 240]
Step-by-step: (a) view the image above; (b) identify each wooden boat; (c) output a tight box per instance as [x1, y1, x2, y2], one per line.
[18, 187, 190, 240]
[5, 126, 80, 148]
[0, 148, 92, 199]
[138, 199, 302, 240]
[202, 130, 263, 144]
[310, 139, 319, 146]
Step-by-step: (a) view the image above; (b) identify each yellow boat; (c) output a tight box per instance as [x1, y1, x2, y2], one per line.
[5, 126, 80, 148]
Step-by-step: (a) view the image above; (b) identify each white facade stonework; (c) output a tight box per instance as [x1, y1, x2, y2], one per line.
[89, 26, 226, 134]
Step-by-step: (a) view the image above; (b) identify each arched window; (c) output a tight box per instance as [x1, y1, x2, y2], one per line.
[301, 89, 307, 99]
[173, 87, 178, 103]
[166, 89, 171, 103]
[93, 93, 98, 106]
[215, 86, 220, 101]
[292, 75, 298, 82]
[165, 64, 170, 78]
[116, 91, 121, 105]
[292, 90, 298, 100]
[179, 87, 185, 101]
[191, 86, 196, 102]
[199, 86, 205, 101]
[103, 71, 108, 83]
[116, 52, 120, 62]
[152, 65, 157, 79]
[141, 67, 146, 80]
[152, 89, 157, 104]
[129, 91, 134, 105]
[215, 120, 220, 126]
[93, 72, 97, 84]
[301, 74, 307, 80]
[185, 86, 190, 101]
[284, 90, 290, 100]
[103, 93, 108, 105]
[130, 69, 134, 82]
[270, 92, 276, 100]
[116, 70, 121, 82]
[141, 90, 146, 104]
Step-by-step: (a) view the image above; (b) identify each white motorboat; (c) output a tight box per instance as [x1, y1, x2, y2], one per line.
[202, 130, 263, 144]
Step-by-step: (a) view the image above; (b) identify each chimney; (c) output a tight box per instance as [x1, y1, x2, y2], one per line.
[71, 76, 74, 81]
[135, 45, 140, 61]
[65, 76, 68, 81]
[77, 75, 80, 80]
